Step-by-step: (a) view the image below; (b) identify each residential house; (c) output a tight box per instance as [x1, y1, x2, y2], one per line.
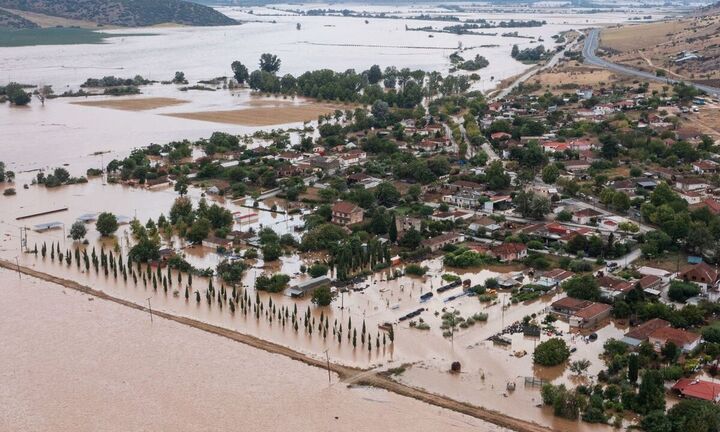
[537, 269, 575, 289]
[679, 262, 720, 291]
[551, 297, 593, 315]
[395, 216, 422, 235]
[692, 160, 720, 175]
[572, 208, 602, 225]
[331, 201, 364, 226]
[430, 210, 472, 222]
[696, 198, 720, 215]
[490, 243, 528, 261]
[672, 379, 720, 403]
[421, 232, 464, 252]
[338, 150, 367, 168]
[468, 216, 502, 233]
[597, 275, 634, 301]
[550, 297, 612, 328]
[676, 177, 708, 192]
[445, 180, 484, 194]
[443, 192, 484, 209]
[638, 275, 664, 297]
[563, 160, 592, 172]
[202, 236, 233, 251]
[648, 326, 701, 352]
[571, 302, 612, 328]
[621, 318, 671, 347]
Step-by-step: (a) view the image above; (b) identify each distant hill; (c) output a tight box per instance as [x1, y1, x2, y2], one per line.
[0, 0, 237, 27]
[0, 8, 39, 28]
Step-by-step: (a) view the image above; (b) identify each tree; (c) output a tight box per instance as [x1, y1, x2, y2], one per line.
[216, 260, 246, 284]
[375, 182, 400, 207]
[627, 353, 639, 383]
[172, 71, 187, 84]
[311, 286, 333, 306]
[371, 99, 390, 123]
[96, 212, 118, 237]
[262, 242, 282, 261]
[513, 190, 551, 220]
[635, 369, 666, 414]
[534, 338, 570, 366]
[259, 53, 281, 73]
[5, 82, 31, 106]
[170, 196, 193, 224]
[569, 359, 591, 375]
[485, 160, 511, 190]
[174, 175, 189, 196]
[70, 221, 87, 241]
[668, 280, 701, 303]
[541, 164, 560, 184]
[231, 61, 249, 84]
[186, 218, 211, 243]
[388, 214, 398, 243]
[561, 274, 600, 300]
[308, 263, 329, 278]
[399, 228, 422, 249]
[367, 64, 382, 84]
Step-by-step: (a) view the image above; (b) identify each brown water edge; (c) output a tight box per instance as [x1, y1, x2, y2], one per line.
[0, 258, 555, 432]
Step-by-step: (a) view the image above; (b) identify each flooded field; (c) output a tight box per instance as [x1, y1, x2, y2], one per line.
[0, 267, 501, 432]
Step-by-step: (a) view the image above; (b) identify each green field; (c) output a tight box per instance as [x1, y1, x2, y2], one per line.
[0, 27, 154, 47]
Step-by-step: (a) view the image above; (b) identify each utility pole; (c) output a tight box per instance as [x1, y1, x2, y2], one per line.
[19, 227, 28, 253]
[324, 349, 331, 384]
[146, 297, 154, 323]
[15, 256, 21, 279]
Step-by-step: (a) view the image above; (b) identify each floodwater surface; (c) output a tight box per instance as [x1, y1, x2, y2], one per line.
[0, 268, 502, 432]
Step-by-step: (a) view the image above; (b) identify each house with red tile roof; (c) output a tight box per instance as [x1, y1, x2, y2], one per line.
[672, 378, 720, 402]
[331, 201, 364, 226]
[622, 318, 671, 346]
[598, 275, 635, 301]
[570, 302, 612, 328]
[648, 327, 701, 352]
[490, 242, 528, 261]
[679, 262, 720, 291]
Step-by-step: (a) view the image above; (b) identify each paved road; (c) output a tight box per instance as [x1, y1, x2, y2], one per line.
[583, 28, 720, 98]
[490, 35, 581, 102]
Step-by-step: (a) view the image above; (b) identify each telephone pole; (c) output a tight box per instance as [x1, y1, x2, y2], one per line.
[146, 297, 154, 323]
[324, 349, 331, 384]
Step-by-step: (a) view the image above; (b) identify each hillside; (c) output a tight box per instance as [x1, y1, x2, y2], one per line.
[600, 8, 720, 87]
[0, 0, 237, 27]
[0, 8, 38, 28]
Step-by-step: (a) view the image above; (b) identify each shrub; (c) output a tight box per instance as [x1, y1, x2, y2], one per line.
[405, 263, 428, 276]
[534, 338, 570, 366]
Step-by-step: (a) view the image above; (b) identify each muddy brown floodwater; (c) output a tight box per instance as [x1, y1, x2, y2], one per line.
[0, 268, 503, 432]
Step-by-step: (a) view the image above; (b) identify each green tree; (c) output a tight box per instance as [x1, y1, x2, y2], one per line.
[187, 218, 211, 243]
[231, 61, 249, 84]
[262, 242, 282, 261]
[635, 369, 666, 414]
[541, 164, 560, 184]
[308, 263, 329, 278]
[628, 353, 639, 383]
[70, 221, 87, 241]
[259, 53, 281, 73]
[311, 286, 333, 306]
[561, 274, 600, 300]
[533, 338, 570, 366]
[485, 160, 511, 190]
[5, 82, 31, 105]
[96, 212, 118, 237]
